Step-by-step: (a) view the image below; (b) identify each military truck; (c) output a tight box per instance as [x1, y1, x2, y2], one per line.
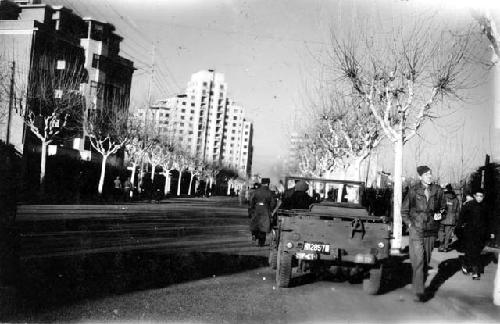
[270, 176, 393, 294]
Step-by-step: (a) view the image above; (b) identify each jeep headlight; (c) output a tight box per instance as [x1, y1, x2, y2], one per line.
[378, 242, 385, 249]
[286, 242, 294, 249]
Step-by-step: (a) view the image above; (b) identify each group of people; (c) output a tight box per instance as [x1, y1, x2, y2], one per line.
[247, 178, 315, 246]
[402, 165, 495, 302]
[112, 175, 163, 203]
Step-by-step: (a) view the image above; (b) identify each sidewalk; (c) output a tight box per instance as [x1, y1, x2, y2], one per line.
[423, 248, 500, 320]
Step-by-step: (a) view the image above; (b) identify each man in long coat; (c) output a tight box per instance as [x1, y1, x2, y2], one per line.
[402, 165, 446, 302]
[249, 178, 276, 246]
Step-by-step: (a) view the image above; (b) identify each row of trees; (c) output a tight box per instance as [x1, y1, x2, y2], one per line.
[1, 49, 240, 200]
[295, 17, 488, 249]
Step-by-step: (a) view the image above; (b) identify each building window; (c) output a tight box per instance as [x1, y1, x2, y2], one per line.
[56, 60, 66, 70]
[91, 54, 100, 68]
[233, 116, 237, 120]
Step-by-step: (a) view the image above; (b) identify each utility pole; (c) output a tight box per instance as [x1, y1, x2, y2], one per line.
[6, 61, 15, 145]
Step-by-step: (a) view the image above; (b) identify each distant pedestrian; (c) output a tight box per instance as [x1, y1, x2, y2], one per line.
[402, 165, 446, 302]
[456, 188, 490, 280]
[123, 177, 132, 202]
[438, 184, 460, 252]
[113, 176, 122, 202]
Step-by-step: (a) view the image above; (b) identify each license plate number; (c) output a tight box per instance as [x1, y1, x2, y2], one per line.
[304, 242, 330, 253]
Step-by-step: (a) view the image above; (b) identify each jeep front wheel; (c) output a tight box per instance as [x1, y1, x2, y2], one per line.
[277, 252, 292, 288]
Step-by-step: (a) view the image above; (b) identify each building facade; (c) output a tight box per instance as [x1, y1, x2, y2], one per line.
[0, 0, 134, 166]
[136, 70, 253, 177]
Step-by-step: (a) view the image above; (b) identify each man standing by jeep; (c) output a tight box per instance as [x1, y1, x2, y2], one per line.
[249, 178, 276, 246]
[402, 165, 446, 302]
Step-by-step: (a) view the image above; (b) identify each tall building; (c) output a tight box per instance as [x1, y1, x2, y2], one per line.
[0, 0, 86, 153]
[223, 101, 252, 176]
[284, 131, 303, 175]
[0, 0, 134, 165]
[137, 69, 253, 177]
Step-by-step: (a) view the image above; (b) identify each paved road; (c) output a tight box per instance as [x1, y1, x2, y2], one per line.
[16, 199, 262, 259]
[7, 199, 500, 323]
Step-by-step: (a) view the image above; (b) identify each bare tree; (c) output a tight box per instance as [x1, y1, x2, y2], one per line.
[23, 54, 86, 191]
[311, 91, 383, 179]
[329, 22, 480, 249]
[125, 129, 154, 199]
[85, 107, 132, 195]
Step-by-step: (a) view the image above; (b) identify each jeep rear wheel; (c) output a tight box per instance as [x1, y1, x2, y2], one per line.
[277, 252, 292, 288]
[363, 266, 382, 295]
[269, 247, 278, 269]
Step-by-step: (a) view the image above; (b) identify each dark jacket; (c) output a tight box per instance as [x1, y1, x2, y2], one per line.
[402, 182, 445, 237]
[441, 191, 460, 226]
[289, 191, 314, 210]
[456, 200, 489, 242]
[280, 187, 295, 209]
[249, 186, 276, 233]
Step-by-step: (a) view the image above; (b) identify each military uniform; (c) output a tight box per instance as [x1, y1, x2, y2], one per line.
[249, 185, 276, 246]
[402, 181, 445, 297]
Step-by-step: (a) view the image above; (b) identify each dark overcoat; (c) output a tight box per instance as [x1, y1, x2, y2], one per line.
[249, 186, 276, 233]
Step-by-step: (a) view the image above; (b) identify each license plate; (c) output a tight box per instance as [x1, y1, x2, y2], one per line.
[303, 242, 330, 254]
[296, 252, 317, 260]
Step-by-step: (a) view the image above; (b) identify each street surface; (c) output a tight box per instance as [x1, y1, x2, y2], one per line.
[7, 198, 500, 323]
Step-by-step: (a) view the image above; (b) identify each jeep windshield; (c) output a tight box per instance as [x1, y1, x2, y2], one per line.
[284, 176, 365, 208]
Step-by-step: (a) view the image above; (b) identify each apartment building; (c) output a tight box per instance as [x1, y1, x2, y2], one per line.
[137, 70, 253, 177]
[0, 0, 87, 154]
[0, 1, 134, 165]
[223, 101, 252, 176]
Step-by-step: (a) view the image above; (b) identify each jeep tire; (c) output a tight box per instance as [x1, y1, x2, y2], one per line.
[277, 251, 292, 288]
[269, 247, 278, 269]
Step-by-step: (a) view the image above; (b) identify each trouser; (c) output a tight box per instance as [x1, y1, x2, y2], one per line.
[463, 236, 484, 274]
[438, 225, 454, 249]
[409, 228, 435, 295]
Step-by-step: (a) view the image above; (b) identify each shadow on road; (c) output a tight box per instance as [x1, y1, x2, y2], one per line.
[424, 253, 496, 301]
[12, 250, 267, 318]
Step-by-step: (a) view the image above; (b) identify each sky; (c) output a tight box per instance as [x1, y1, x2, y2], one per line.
[48, 0, 498, 184]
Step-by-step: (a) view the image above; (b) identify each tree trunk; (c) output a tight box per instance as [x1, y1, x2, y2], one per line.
[151, 163, 156, 182]
[195, 179, 199, 194]
[129, 162, 137, 198]
[227, 181, 232, 196]
[98, 154, 108, 195]
[188, 172, 194, 196]
[177, 170, 182, 196]
[164, 171, 171, 196]
[40, 141, 47, 189]
[138, 163, 144, 194]
[392, 137, 404, 250]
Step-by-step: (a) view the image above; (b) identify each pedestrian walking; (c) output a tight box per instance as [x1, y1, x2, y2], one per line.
[113, 176, 122, 202]
[456, 188, 491, 280]
[123, 177, 132, 202]
[402, 165, 446, 302]
[438, 184, 460, 252]
[249, 178, 276, 246]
